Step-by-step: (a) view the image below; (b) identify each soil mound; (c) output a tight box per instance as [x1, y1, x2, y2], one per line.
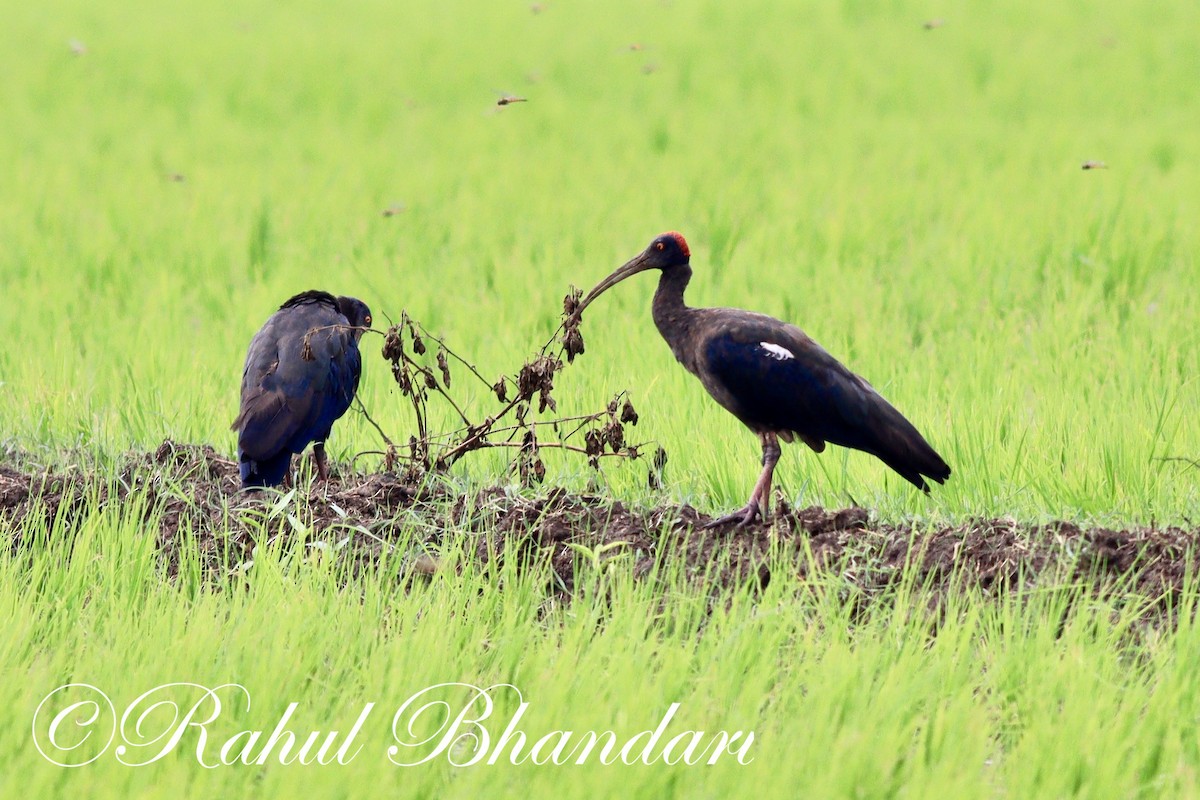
[2, 442, 1197, 617]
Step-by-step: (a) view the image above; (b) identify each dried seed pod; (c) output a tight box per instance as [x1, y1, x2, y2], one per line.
[517, 364, 538, 400]
[562, 288, 582, 317]
[423, 370, 438, 390]
[607, 396, 619, 416]
[394, 366, 412, 394]
[606, 421, 625, 453]
[382, 325, 404, 361]
[516, 429, 543, 486]
[516, 402, 528, 425]
[620, 398, 638, 424]
[437, 348, 451, 387]
[538, 386, 557, 414]
[517, 355, 559, 401]
[648, 446, 668, 490]
[493, 376, 508, 403]
[405, 317, 426, 355]
[562, 327, 585, 362]
[584, 429, 604, 457]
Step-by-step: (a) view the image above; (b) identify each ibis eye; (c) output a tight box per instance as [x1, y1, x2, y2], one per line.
[364, 316, 372, 326]
[654, 242, 665, 252]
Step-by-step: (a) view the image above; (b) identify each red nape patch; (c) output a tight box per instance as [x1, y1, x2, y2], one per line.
[665, 231, 690, 257]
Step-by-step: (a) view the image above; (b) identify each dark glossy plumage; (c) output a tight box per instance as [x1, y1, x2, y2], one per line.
[232, 290, 372, 488]
[699, 318, 949, 491]
[577, 232, 950, 526]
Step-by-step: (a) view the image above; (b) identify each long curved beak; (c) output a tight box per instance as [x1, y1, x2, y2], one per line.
[575, 252, 652, 317]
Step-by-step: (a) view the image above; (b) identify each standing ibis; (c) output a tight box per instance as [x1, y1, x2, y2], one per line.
[232, 290, 372, 488]
[575, 232, 951, 527]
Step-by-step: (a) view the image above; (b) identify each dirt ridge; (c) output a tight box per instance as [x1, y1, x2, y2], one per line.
[2, 442, 1197, 614]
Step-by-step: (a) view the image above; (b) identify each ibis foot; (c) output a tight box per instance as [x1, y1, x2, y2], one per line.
[702, 432, 781, 531]
[313, 443, 330, 482]
[702, 501, 763, 530]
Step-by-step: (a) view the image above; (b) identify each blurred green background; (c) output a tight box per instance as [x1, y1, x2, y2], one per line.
[2, 0, 1197, 519]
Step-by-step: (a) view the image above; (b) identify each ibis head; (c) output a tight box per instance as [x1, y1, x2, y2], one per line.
[335, 296, 373, 340]
[577, 232, 691, 315]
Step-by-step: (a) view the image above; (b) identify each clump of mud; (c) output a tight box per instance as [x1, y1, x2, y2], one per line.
[2, 442, 1197, 621]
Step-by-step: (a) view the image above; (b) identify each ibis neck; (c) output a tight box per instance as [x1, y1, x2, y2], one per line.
[652, 265, 697, 367]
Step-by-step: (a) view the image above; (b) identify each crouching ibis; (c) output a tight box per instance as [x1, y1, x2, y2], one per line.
[575, 232, 950, 527]
[232, 290, 372, 488]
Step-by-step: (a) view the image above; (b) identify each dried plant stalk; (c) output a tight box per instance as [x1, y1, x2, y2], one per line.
[368, 297, 659, 486]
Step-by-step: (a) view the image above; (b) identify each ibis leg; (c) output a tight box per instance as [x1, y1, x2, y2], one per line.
[313, 443, 330, 482]
[704, 433, 781, 529]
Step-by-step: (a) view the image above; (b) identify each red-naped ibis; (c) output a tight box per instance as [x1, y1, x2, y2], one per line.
[575, 232, 951, 526]
[232, 290, 372, 488]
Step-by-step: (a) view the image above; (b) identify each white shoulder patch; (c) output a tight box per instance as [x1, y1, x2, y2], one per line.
[759, 342, 795, 361]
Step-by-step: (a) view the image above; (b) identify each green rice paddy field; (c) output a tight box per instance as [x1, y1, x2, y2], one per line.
[3, 0, 1200, 796]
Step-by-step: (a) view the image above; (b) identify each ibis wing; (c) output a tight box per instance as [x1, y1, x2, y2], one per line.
[702, 330, 873, 447]
[233, 356, 324, 463]
[296, 335, 362, 442]
[701, 328, 950, 490]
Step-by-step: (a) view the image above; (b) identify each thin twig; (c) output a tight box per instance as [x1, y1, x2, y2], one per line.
[1156, 456, 1200, 471]
[354, 398, 395, 447]
[469, 441, 636, 458]
[302, 322, 380, 340]
[438, 396, 524, 467]
[421, 368, 473, 427]
[437, 411, 620, 442]
[351, 450, 391, 468]
[414, 322, 493, 387]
